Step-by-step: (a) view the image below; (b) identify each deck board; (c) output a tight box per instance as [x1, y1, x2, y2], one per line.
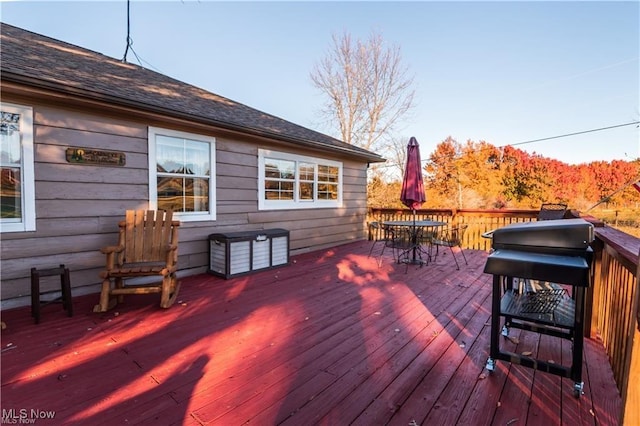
[1, 240, 621, 425]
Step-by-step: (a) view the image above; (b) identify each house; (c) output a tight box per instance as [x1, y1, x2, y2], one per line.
[0, 23, 385, 308]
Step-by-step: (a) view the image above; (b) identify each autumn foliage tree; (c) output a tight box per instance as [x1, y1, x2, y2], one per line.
[375, 137, 640, 210]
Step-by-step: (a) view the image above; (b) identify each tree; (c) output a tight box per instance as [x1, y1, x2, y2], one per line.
[426, 137, 507, 209]
[425, 137, 460, 207]
[310, 30, 415, 153]
[458, 140, 506, 208]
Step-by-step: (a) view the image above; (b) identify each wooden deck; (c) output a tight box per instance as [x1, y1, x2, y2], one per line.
[1, 241, 621, 425]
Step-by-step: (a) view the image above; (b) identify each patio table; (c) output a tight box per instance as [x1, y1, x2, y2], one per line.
[382, 220, 446, 265]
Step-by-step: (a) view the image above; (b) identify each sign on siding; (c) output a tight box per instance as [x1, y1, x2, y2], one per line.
[65, 147, 126, 166]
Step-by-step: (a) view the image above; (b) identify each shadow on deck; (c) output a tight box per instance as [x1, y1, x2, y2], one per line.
[0, 241, 621, 425]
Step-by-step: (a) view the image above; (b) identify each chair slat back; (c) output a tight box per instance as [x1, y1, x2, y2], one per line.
[122, 210, 175, 263]
[450, 224, 468, 245]
[538, 203, 567, 221]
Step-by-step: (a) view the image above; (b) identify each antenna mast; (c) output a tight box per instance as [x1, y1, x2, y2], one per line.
[122, 0, 131, 62]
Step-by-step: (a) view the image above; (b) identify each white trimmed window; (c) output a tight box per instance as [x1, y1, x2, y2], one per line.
[148, 127, 216, 222]
[258, 149, 342, 210]
[0, 103, 35, 233]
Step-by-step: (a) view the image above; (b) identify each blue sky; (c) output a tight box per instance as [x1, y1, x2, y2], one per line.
[2, 1, 639, 166]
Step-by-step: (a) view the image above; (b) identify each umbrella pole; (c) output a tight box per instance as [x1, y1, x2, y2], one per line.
[412, 209, 417, 262]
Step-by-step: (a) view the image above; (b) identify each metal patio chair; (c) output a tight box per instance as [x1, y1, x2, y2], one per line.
[430, 224, 469, 270]
[538, 203, 568, 221]
[369, 223, 412, 267]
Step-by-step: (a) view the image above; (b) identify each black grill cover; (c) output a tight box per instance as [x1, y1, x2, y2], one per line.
[491, 218, 594, 254]
[484, 218, 594, 287]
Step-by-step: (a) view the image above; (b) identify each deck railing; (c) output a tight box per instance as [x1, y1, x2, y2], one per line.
[367, 208, 539, 251]
[368, 207, 640, 425]
[588, 223, 640, 425]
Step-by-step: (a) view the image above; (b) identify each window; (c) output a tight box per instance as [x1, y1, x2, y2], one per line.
[148, 127, 216, 222]
[258, 150, 342, 210]
[0, 103, 35, 233]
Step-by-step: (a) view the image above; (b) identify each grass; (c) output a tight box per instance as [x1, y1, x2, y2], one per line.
[590, 208, 640, 238]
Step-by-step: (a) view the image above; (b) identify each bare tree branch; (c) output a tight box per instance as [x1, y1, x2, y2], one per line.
[310, 30, 415, 153]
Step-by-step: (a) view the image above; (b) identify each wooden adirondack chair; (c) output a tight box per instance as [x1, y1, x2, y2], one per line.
[94, 210, 180, 312]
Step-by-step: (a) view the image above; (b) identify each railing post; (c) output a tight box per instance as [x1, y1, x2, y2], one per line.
[586, 238, 604, 338]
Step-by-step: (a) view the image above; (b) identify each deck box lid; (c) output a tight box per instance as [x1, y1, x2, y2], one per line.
[208, 228, 289, 242]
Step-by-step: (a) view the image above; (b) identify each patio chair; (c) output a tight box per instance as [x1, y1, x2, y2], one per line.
[94, 210, 181, 312]
[367, 221, 384, 258]
[415, 226, 438, 263]
[538, 203, 567, 221]
[371, 224, 413, 267]
[430, 224, 468, 270]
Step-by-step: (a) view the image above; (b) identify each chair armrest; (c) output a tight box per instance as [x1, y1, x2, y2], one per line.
[101, 245, 124, 271]
[100, 245, 124, 255]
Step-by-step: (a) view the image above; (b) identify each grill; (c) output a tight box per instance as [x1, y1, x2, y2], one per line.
[483, 218, 594, 397]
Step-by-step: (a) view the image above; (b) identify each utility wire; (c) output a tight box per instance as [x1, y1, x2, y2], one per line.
[369, 120, 640, 170]
[502, 121, 640, 148]
[586, 175, 640, 211]
[417, 120, 640, 165]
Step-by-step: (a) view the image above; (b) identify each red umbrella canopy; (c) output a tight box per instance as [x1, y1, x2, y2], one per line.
[400, 136, 426, 210]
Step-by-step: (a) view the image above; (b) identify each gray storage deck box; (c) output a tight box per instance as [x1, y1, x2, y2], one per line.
[208, 229, 289, 279]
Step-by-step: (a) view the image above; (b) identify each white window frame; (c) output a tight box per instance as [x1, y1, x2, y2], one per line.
[258, 149, 343, 210]
[148, 127, 216, 222]
[0, 103, 35, 233]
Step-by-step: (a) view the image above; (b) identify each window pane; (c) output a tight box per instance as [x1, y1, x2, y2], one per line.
[299, 163, 314, 181]
[318, 165, 339, 182]
[299, 182, 314, 200]
[0, 111, 20, 135]
[318, 183, 338, 200]
[0, 114, 22, 221]
[156, 136, 183, 173]
[0, 167, 21, 219]
[265, 159, 295, 179]
[265, 180, 293, 200]
[185, 178, 209, 212]
[185, 140, 210, 176]
[0, 113, 22, 165]
[157, 176, 184, 212]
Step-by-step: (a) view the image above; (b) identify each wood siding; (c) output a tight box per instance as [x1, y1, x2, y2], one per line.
[1, 100, 370, 305]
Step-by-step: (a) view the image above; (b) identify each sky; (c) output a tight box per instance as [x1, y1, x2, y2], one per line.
[1, 0, 639, 166]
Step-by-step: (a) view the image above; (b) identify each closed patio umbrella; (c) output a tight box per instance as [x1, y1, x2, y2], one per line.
[400, 136, 426, 215]
[400, 137, 426, 264]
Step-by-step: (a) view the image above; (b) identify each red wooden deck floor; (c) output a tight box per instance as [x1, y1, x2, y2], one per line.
[1, 241, 621, 425]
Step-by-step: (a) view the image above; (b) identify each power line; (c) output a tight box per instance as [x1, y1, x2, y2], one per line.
[427, 121, 640, 163]
[502, 121, 640, 148]
[377, 120, 640, 169]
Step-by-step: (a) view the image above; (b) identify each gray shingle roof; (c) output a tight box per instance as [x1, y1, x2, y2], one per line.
[0, 23, 384, 163]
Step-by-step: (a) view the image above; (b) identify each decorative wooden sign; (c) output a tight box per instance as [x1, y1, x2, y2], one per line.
[66, 147, 126, 166]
